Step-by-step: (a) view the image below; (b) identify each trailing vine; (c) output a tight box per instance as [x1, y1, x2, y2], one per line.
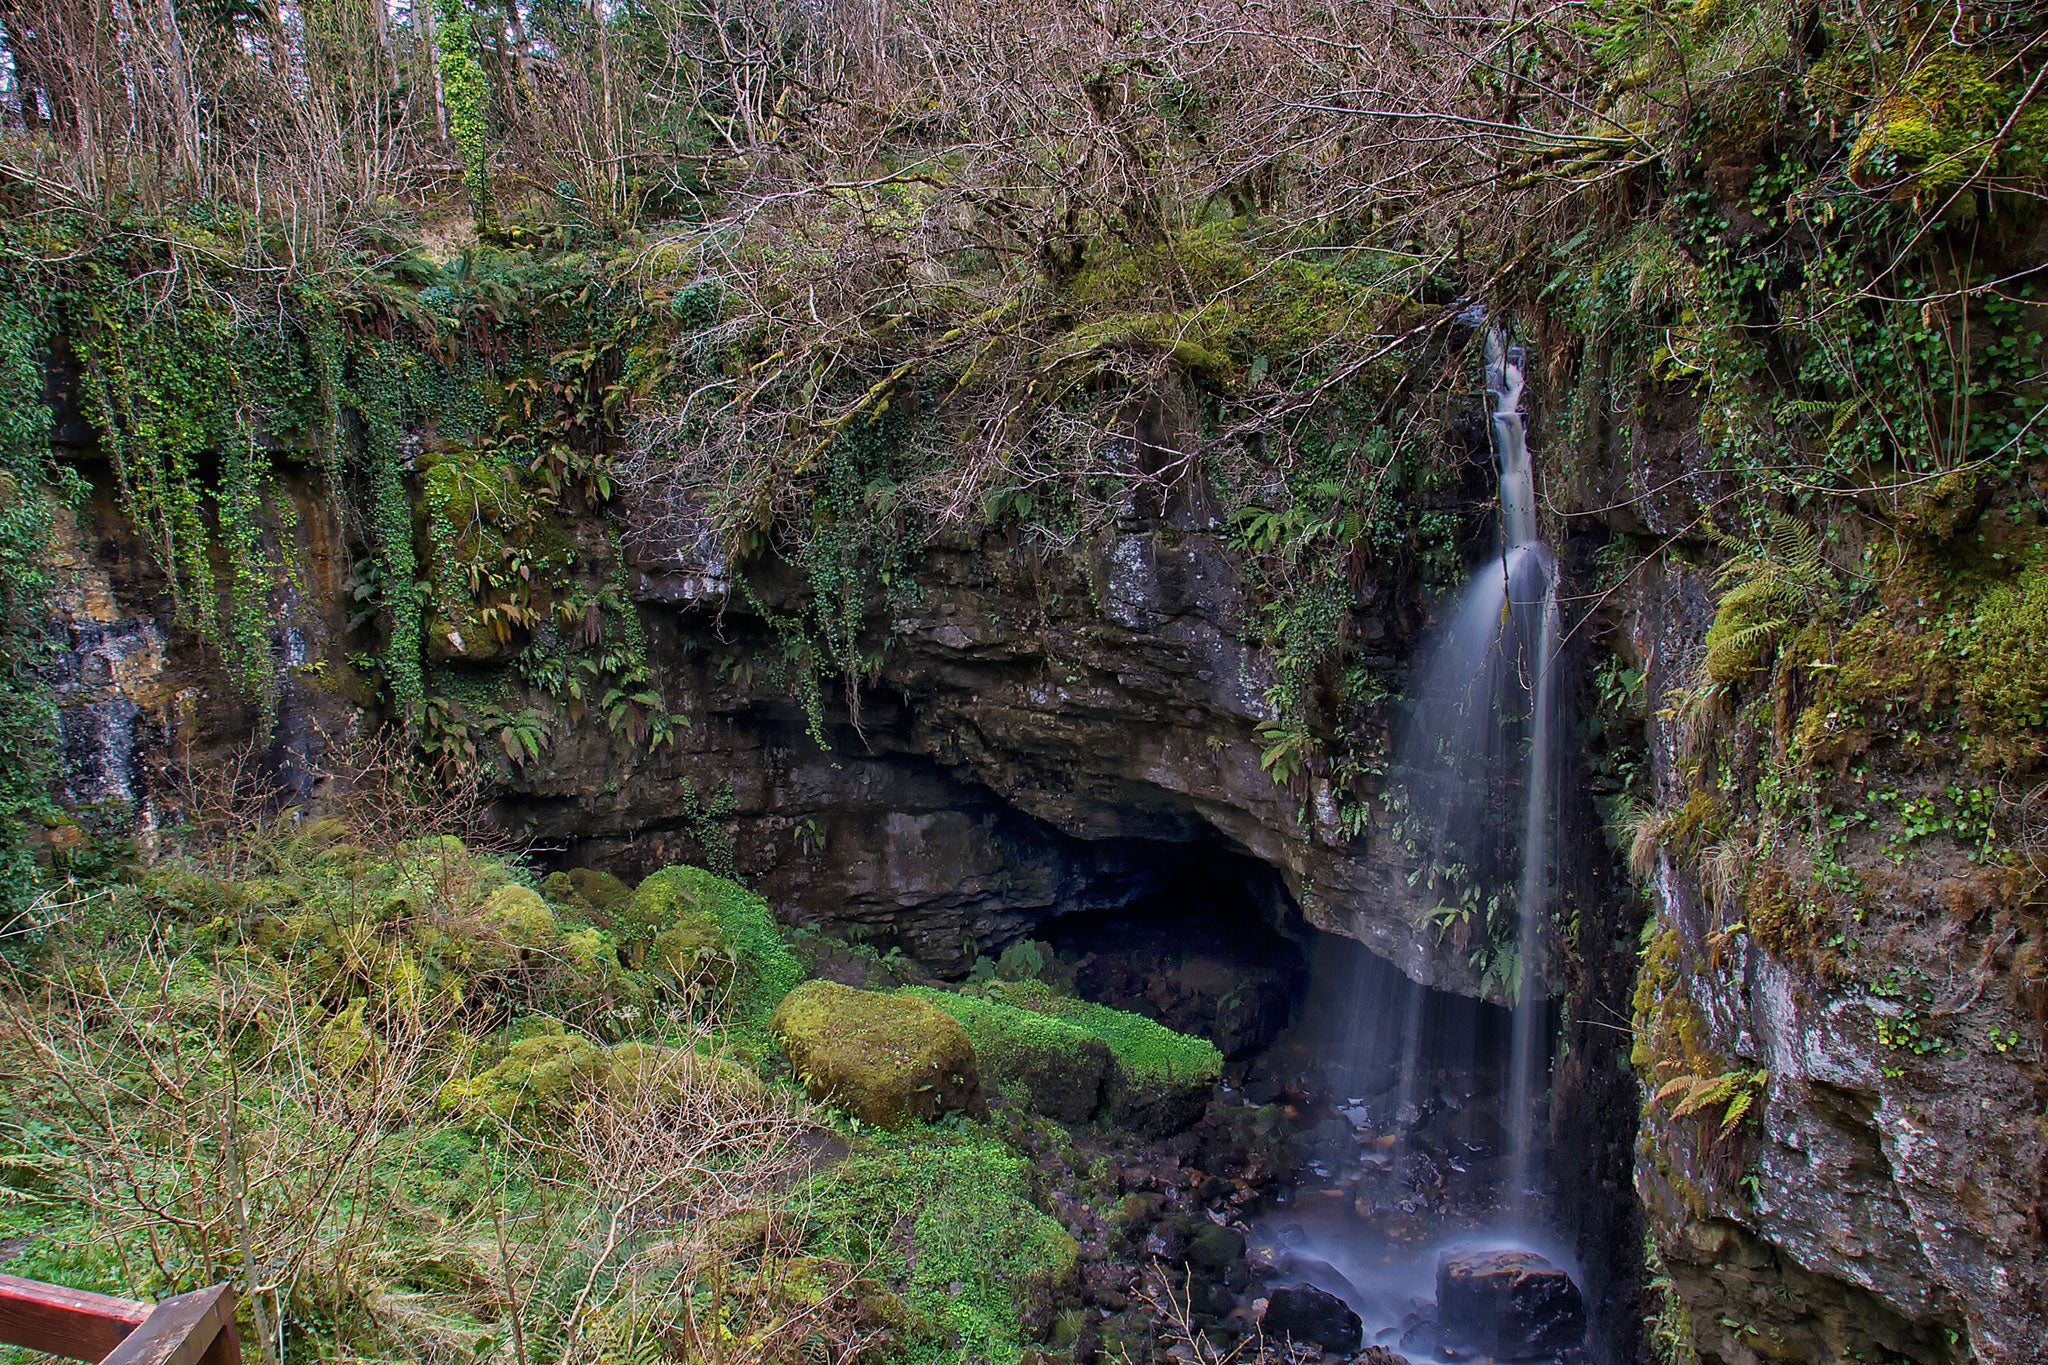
[435, 0, 496, 232]
[0, 276, 72, 923]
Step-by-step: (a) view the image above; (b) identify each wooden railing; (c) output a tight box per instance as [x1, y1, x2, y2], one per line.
[0, 1273, 240, 1365]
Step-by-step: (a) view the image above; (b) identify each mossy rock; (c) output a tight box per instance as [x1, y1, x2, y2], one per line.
[480, 883, 558, 949]
[297, 816, 355, 849]
[540, 866, 634, 922]
[902, 986, 1110, 1123]
[625, 865, 804, 1026]
[442, 1032, 609, 1119]
[318, 997, 377, 1074]
[977, 980, 1221, 1137]
[548, 925, 645, 1022]
[456, 883, 560, 977]
[652, 911, 738, 1000]
[442, 1031, 758, 1121]
[772, 980, 985, 1129]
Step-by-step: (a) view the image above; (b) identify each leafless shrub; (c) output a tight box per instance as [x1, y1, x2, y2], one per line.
[155, 739, 295, 878]
[446, 1048, 886, 1365]
[317, 727, 515, 857]
[1135, 1264, 1263, 1365]
[0, 932, 466, 1365]
[154, 726, 514, 874]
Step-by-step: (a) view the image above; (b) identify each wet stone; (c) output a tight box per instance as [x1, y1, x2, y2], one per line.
[1435, 1248, 1585, 1359]
[1262, 1284, 1363, 1354]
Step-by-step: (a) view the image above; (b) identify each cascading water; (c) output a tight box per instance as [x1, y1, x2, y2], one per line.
[1489, 332, 1560, 1216]
[1245, 328, 1581, 1361]
[1394, 325, 1560, 1215]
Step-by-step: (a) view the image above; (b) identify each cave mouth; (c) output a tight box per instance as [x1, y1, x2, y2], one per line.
[1031, 839, 1310, 1060]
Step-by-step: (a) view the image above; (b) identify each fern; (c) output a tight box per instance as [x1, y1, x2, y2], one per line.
[1654, 1067, 1769, 1136]
[1700, 512, 1829, 683]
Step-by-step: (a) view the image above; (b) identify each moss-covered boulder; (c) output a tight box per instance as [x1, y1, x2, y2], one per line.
[772, 980, 985, 1129]
[979, 980, 1222, 1137]
[651, 911, 738, 1000]
[625, 865, 804, 1026]
[442, 1027, 761, 1121]
[903, 986, 1111, 1123]
[539, 867, 633, 921]
[442, 1030, 610, 1119]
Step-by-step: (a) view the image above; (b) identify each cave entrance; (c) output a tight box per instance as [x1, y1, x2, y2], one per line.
[1031, 840, 1309, 1060]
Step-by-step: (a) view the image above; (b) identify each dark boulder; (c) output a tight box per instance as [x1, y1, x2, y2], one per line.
[1185, 1221, 1246, 1274]
[1435, 1248, 1585, 1358]
[1263, 1284, 1363, 1354]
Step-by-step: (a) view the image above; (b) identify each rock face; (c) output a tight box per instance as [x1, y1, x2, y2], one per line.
[1262, 1283, 1363, 1354]
[1435, 1248, 1585, 1359]
[1624, 554, 2048, 1364]
[771, 980, 985, 1128]
[592, 512, 1492, 993]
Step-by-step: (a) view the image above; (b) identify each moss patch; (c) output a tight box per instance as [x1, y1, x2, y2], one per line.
[625, 864, 804, 1037]
[807, 1126, 1079, 1365]
[901, 985, 1112, 1123]
[772, 980, 985, 1129]
[973, 980, 1222, 1136]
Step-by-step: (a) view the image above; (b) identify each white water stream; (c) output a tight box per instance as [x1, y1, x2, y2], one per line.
[1391, 328, 1558, 1213]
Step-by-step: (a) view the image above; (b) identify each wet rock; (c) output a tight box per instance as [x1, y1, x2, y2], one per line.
[1144, 1219, 1186, 1261]
[1262, 1284, 1363, 1354]
[1435, 1248, 1585, 1359]
[1185, 1221, 1245, 1274]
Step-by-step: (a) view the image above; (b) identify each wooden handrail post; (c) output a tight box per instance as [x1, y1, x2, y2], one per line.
[0, 1272, 241, 1365]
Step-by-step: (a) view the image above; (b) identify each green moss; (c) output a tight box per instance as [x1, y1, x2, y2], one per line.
[902, 985, 1111, 1123]
[540, 866, 633, 921]
[1659, 790, 1729, 865]
[1846, 49, 2012, 201]
[477, 883, 559, 954]
[1792, 543, 2048, 769]
[441, 1031, 757, 1122]
[624, 865, 804, 1033]
[1056, 218, 1406, 387]
[806, 1126, 1079, 1365]
[441, 1031, 607, 1119]
[1952, 550, 2048, 737]
[772, 980, 984, 1129]
[976, 979, 1221, 1088]
[969, 980, 1222, 1136]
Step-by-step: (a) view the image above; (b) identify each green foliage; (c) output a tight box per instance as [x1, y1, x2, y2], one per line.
[805, 1126, 1078, 1365]
[0, 816, 913, 1365]
[1701, 513, 1830, 684]
[0, 280, 71, 927]
[678, 777, 739, 879]
[1651, 1066, 1770, 1138]
[436, 0, 495, 229]
[57, 234, 318, 718]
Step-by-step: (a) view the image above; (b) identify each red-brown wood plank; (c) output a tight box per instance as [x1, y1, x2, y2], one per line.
[97, 1285, 237, 1365]
[0, 1271, 151, 1361]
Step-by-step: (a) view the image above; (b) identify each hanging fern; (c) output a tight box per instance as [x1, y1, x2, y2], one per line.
[1701, 512, 1830, 684]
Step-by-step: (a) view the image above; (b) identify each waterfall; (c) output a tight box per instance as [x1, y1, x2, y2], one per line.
[1492, 329, 1559, 1215]
[1396, 327, 1559, 1220]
